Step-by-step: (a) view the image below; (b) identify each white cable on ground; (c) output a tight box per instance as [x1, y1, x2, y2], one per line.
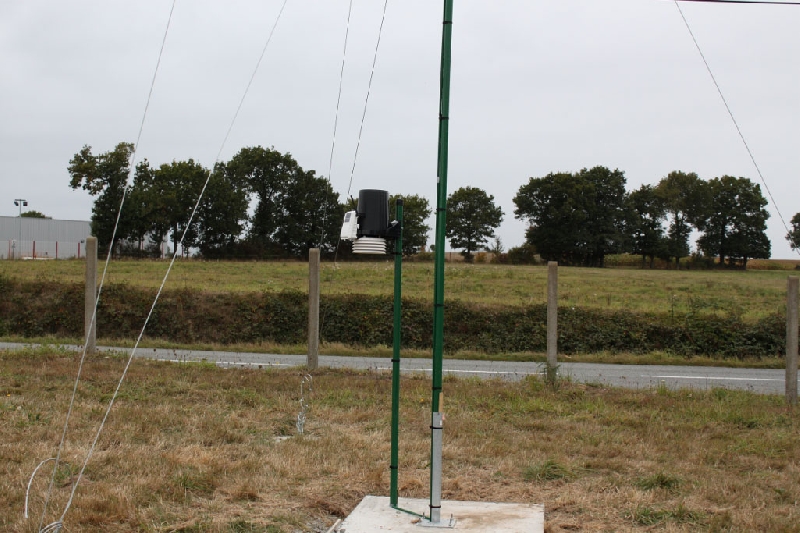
[674, 1, 799, 257]
[39, 523, 62, 533]
[25, 458, 55, 519]
[35, 2, 291, 530]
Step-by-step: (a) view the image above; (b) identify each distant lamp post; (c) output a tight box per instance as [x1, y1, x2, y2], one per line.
[13, 199, 28, 259]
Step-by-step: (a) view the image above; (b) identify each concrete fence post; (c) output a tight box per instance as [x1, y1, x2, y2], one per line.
[84, 237, 97, 355]
[547, 261, 558, 382]
[308, 248, 321, 370]
[787, 276, 799, 406]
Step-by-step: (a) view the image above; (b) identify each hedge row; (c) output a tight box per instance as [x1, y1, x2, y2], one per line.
[0, 278, 790, 358]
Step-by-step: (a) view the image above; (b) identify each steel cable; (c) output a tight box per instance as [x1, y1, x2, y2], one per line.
[37, 2, 178, 530]
[674, 0, 799, 256]
[33, 1, 291, 529]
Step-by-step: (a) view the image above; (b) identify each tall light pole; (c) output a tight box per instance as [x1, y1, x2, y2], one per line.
[13, 199, 28, 259]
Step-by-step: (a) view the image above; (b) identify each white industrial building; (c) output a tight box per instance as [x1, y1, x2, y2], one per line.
[1, 216, 91, 260]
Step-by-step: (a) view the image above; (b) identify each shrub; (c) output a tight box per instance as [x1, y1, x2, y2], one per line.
[0, 279, 790, 358]
[407, 252, 435, 262]
[490, 252, 509, 264]
[507, 244, 538, 265]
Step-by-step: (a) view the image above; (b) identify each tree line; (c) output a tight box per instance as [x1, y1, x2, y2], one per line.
[69, 143, 792, 265]
[68, 142, 505, 260]
[514, 167, 779, 268]
[69, 143, 436, 259]
[69, 143, 338, 258]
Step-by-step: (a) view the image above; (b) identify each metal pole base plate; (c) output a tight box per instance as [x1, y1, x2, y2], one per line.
[417, 516, 457, 528]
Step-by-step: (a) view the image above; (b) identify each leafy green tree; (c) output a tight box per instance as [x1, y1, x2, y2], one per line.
[226, 146, 297, 251]
[514, 166, 627, 266]
[694, 176, 771, 268]
[582, 166, 629, 265]
[788, 213, 800, 251]
[227, 146, 342, 258]
[627, 184, 667, 268]
[274, 171, 343, 258]
[389, 194, 432, 255]
[124, 161, 162, 252]
[655, 171, 705, 267]
[446, 186, 503, 261]
[68, 142, 135, 254]
[124, 159, 215, 257]
[153, 159, 208, 255]
[514, 171, 583, 264]
[20, 211, 50, 219]
[196, 163, 249, 257]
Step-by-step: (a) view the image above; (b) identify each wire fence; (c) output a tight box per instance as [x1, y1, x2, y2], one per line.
[3, 240, 87, 260]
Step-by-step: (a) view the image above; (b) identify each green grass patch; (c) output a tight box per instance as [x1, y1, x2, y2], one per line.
[523, 459, 574, 482]
[626, 503, 705, 526]
[635, 472, 681, 492]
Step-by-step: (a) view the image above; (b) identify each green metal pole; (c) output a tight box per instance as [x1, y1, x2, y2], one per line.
[390, 199, 403, 508]
[429, 0, 453, 524]
[432, 0, 454, 413]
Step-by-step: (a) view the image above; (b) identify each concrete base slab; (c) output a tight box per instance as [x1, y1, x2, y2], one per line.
[336, 496, 544, 532]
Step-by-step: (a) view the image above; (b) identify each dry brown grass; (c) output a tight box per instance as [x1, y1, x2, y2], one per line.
[748, 259, 800, 271]
[2, 347, 800, 532]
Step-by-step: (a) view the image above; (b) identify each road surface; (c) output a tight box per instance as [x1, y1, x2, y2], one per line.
[0, 342, 793, 395]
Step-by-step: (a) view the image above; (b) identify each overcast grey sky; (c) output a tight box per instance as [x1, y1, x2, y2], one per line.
[1, 0, 798, 257]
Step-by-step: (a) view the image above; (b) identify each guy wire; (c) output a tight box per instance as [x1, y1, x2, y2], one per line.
[35, 1, 291, 529]
[320, 0, 391, 342]
[217, 0, 289, 161]
[37, 1, 178, 530]
[674, 0, 799, 256]
[327, 0, 356, 185]
[346, 0, 391, 200]
[318, 0, 356, 254]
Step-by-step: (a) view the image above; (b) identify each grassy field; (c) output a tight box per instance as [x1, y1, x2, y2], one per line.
[3, 258, 798, 321]
[3, 346, 800, 531]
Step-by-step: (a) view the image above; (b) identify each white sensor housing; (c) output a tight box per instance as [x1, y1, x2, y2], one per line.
[340, 211, 358, 241]
[352, 237, 387, 255]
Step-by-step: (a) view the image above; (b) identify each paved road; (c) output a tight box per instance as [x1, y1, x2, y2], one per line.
[1, 342, 794, 395]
